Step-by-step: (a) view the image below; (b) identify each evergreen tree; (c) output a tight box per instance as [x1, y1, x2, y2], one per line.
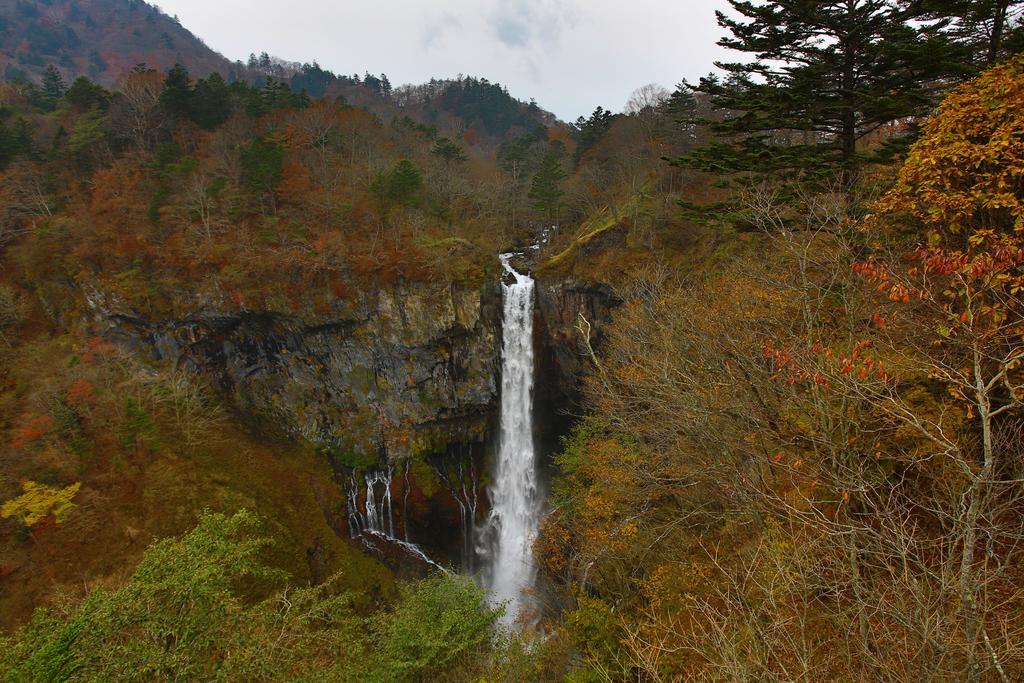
[528, 149, 566, 220]
[39, 65, 66, 111]
[0, 117, 29, 168]
[160, 64, 193, 120]
[12, 118, 32, 156]
[921, 0, 1024, 67]
[370, 159, 423, 215]
[573, 106, 616, 163]
[497, 127, 548, 176]
[679, 1, 960, 184]
[431, 137, 467, 164]
[363, 73, 382, 93]
[260, 78, 307, 111]
[658, 84, 698, 147]
[240, 137, 284, 212]
[387, 159, 423, 205]
[66, 108, 108, 170]
[437, 77, 539, 137]
[191, 73, 231, 129]
[291, 62, 336, 98]
[64, 76, 110, 111]
[0, 121, 22, 169]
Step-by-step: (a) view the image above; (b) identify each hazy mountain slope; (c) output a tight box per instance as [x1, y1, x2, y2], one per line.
[0, 0, 237, 85]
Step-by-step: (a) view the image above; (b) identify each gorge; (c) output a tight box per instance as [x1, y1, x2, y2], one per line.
[82, 252, 617, 600]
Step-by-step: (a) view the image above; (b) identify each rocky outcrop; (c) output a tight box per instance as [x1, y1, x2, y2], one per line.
[85, 270, 620, 464]
[534, 278, 622, 404]
[88, 281, 503, 464]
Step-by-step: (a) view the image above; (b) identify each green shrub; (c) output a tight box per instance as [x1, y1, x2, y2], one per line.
[0, 511, 505, 682]
[0, 510, 280, 681]
[374, 573, 502, 681]
[120, 396, 155, 449]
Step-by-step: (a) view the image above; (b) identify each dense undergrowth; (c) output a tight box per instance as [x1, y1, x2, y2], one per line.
[0, 509, 513, 681]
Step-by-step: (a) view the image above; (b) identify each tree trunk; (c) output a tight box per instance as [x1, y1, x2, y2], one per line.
[840, 34, 858, 188]
[988, 1, 1010, 65]
[960, 342, 996, 681]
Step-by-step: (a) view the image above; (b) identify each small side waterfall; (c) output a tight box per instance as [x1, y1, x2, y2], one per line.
[346, 467, 450, 574]
[484, 253, 540, 623]
[363, 468, 395, 537]
[432, 454, 481, 572]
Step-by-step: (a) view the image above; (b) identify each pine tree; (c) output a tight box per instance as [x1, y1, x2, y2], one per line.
[387, 159, 423, 205]
[431, 137, 467, 164]
[679, 1, 961, 184]
[371, 159, 424, 211]
[65, 76, 110, 111]
[573, 106, 616, 163]
[40, 65, 66, 111]
[240, 137, 284, 213]
[191, 73, 231, 129]
[0, 120, 23, 169]
[528, 150, 566, 221]
[160, 64, 193, 120]
[658, 84, 699, 148]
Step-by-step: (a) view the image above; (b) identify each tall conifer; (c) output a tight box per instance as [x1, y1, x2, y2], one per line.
[680, 1, 959, 184]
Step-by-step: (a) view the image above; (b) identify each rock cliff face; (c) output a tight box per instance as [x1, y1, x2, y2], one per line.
[88, 274, 619, 464]
[90, 281, 503, 465]
[534, 277, 622, 404]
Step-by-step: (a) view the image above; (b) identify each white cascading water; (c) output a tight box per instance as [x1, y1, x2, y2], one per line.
[347, 467, 450, 574]
[486, 253, 540, 623]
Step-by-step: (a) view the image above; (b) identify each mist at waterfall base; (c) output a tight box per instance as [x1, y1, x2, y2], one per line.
[473, 254, 541, 625]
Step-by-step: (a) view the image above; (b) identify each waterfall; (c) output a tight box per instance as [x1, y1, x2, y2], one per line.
[344, 252, 543, 615]
[485, 253, 540, 623]
[364, 467, 394, 537]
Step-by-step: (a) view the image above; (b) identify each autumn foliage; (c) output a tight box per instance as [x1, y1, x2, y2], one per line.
[539, 56, 1024, 681]
[873, 55, 1024, 236]
[1, 481, 80, 528]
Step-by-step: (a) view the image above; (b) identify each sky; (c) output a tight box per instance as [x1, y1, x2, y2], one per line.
[154, 0, 732, 122]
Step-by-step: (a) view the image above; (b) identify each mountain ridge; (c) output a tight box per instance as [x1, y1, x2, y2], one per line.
[0, 0, 561, 139]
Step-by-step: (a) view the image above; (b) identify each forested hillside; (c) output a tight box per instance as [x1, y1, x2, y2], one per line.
[0, 14, 680, 674]
[0, 0, 1023, 681]
[0, 0, 558, 146]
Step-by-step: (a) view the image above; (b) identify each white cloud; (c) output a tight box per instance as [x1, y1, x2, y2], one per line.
[488, 0, 578, 49]
[421, 12, 462, 50]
